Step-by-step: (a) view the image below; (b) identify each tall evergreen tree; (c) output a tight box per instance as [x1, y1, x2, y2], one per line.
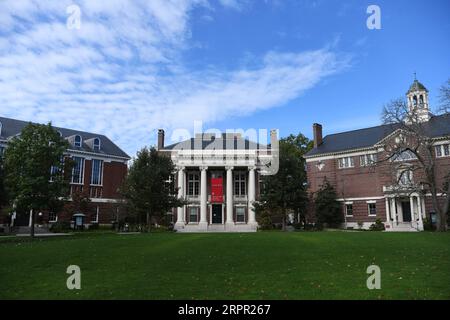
[314, 178, 343, 228]
[120, 147, 184, 230]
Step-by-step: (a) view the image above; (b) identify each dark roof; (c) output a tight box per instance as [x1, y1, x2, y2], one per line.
[162, 133, 268, 151]
[0, 116, 130, 159]
[305, 113, 450, 157]
[407, 79, 428, 93]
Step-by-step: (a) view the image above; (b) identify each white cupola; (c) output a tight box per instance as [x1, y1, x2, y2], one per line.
[406, 74, 430, 123]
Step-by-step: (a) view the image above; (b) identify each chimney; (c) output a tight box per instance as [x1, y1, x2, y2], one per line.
[313, 123, 322, 148]
[270, 129, 278, 147]
[157, 129, 165, 150]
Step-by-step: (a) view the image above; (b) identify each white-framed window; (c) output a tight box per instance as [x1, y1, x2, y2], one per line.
[93, 138, 101, 151]
[234, 172, 247, 196]
[91, 159, 103, 185]
[74, 135, 82, 147]
[345, 203, 353, 216]
[49, 165, 59, 182]
[188, 207, 199, 223]
[187, 172, 200, 196]
[338, 157, 354, 169]
[92, 206, 99, 223]
[398, 169, 413, 186]
[368, 203, 377, 216]
[49, 212, 58, 222]
[360, 154, 377, 166]
[236, 206, 246, 223]
[435, 144, 450, 158]
[71, 156, 84, 184]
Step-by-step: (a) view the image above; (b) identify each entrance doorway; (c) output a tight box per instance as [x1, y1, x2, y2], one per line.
[212, 204, 222, 224]
[401, 201, 412, 222]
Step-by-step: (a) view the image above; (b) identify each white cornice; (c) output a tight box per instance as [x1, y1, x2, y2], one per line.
[305, 147, 382, 162]
[65, 149, 129, 163]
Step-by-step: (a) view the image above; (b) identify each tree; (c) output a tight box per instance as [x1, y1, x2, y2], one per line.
[0, 155, 8, 216]
[314, 178, 342, 227]
[65, 190, 91, 216]
[256, 133, 311, 230]
[381, 82, 450, 231]
[120, 147, 184, 231]
[4, 123, 71, 237]
[438, 78, 450, 113]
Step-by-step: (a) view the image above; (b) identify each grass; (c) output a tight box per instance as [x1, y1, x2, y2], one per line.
[0, 231, 449, 300]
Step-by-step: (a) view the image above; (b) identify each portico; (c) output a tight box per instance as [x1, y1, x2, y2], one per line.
[174, 165, 257, 232]
[159, 130, 277, 232]
[384, 189, 425, 231]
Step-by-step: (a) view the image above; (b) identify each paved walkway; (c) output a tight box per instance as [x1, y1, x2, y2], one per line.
[16, 233, 71, 237]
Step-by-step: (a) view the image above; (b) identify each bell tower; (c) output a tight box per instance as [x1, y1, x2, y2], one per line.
[406, 74, 430, 122]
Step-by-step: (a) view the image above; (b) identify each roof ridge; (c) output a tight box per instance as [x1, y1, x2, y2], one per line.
[322, 112, 450, 140]
[323, 122, 393, 139]
[0, 116, 108, 138]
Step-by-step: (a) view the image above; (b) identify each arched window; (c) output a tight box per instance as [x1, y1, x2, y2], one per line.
[419, 95, 424, 105]
[413, 95, 418, 106]
[57, 131, 63, 138]
[93, 138, 101, 151]
[74, 135, 82, 147]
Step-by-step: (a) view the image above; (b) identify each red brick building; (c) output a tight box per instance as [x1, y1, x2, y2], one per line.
[304, 80, 450, 231]
[0, 117, 130, 228]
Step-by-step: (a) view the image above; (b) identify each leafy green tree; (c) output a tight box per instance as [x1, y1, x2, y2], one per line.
[120, 147, 184, 231]
[256, 133, 312, 230]
[0, 155, 8, 215]
[4, 123, 71, 237]
[65, 190, 91, 216]
[314, 178, 343, 228]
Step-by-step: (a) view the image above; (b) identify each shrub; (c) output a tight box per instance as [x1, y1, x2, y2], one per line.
[423, 218, 435, 231]
[304, 223, 315, 231]
[314, 222, 324, 231]
[89, 223, 99, 230]
[292, 222, 303, 230]
[258, 219, 273, 230]
[50, 221, 71, 233]
[369, 219, 385, 231]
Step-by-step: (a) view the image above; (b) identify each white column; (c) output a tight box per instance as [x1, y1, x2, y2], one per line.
[410, 196, 415, 223]
[385, 197, 390, 224]
[175, 167, 185, 228]
[28, 209, 33, 227]
[417, 195, 424, 230]
[226, 166, 234, 226]
[391, 197, 397, 225]
[248, 166, 256, 225]
[199, 166, 208, 229]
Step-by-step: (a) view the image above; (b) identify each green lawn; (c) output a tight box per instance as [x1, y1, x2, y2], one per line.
[0, 231, 449, 300]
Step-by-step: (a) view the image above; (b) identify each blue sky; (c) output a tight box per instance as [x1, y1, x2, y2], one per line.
[0, 0, 449, 156]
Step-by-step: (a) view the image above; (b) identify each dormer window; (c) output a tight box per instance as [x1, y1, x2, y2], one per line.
[93, 138, 101, 151]
[74, 135, 82, 147]
[0, 121, 2, 136]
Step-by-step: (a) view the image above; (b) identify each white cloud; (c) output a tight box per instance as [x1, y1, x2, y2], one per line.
[0, 0, 349, 157]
